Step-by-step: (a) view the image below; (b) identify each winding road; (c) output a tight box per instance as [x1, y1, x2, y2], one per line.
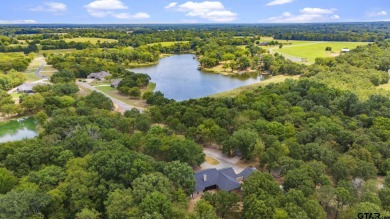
[76, 81, 145, 113]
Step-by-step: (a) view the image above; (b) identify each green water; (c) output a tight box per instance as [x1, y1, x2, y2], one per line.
[0, 117, 38, 143]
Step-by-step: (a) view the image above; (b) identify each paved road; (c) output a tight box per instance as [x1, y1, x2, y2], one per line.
[201, 147, 245, 173]
[34, 57, 46, 79]
[76, 81, 145, 113]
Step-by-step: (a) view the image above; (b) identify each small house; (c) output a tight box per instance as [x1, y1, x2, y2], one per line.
[258, 42, 270, 46]
[87, 71, 112, 80]
[111, 79, 121, 88]
[192, 167, 257, 197]
[16, 83, 47, 94]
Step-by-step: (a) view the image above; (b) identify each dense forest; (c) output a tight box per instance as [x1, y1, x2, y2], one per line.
[1, 25, 390, 218]
[0, 22, 389, 53]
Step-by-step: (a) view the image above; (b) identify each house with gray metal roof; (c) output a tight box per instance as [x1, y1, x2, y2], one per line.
[16, 82, 48, 93]
[193, 167, 257, 196]
[87, 71, 112, 80]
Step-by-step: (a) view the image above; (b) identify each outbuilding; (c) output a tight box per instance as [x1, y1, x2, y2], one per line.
[111, 79, 121, 88]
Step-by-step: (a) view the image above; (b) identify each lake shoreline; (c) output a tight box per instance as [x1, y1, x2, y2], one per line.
[129, 54, 264, 101]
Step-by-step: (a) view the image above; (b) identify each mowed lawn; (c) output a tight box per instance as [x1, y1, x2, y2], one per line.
[39, 48, 76, 55]
[64, 37, 118, 44]
[148, 41, 190, 47]
[274, 41, 369, 63]
[260, 37, 315, 45]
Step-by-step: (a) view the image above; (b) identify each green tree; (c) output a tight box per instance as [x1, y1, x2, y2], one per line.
[222, 136, 240, 157]
[35, 111, 49, 125]
[192, 200, 218, 219]
[232, 129, 260, 160]
[0, 190, 51, 219]
[0, 168, 17, 194]
[76, 208, 101, 219]
[139, 192, 173, 219]
[0, 103, 20, 117]
[50, 69, 76, 83]
[21, 93, 45, 113]
[105, 189, 139, 219]
[284, 168, 315, 196]
[27, 165, 66, 191]
[132, 172, 175, 203]
[162, 161, 196, 195]
[84, 91, 114, 110]
[244, 195, 274, 219]
[379, 188, 390, 211]
[203, 191, 239, 218]
[128, 87, 141, 99]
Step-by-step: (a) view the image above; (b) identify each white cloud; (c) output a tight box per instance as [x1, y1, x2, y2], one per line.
[85, 0, 127, 11]
[29, 2, 67, 15]
[264, 7, 340, 23]
[113, 12, 151, 19]
[0, 20, 37, 24]
[168, 1, 237, 22]
[368, 10, 388, 17]
[165, 2, 178, 9]
[84, 0, 150, 19]
[300, 8, 336, 15]
[267, 0, 294, 6]
[331, 15, 340, 20]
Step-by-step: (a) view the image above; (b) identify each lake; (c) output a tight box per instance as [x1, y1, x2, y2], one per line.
[130, 54, 264, 101]
[0, 117, 38, 143]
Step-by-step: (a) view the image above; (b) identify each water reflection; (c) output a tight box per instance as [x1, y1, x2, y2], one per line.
[0, 117, 38, 143]
[130, 54, 264, 101]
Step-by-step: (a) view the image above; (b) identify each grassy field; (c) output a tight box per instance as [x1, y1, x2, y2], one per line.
[203, 63, 256, 75]
[378, 81, 390, 91]
[95, 85, 114, 93]
[24, 73, 41, 83]
[39, 48, 76, 55]
[273, 41, 369, 63]
[10, 93, 21, 98]
[24, 57, 42, 82]
[148, 41, 190, 47]
[94, 82, 156, 108]
[64, 37, 117, 44]
[210, 75, 300, 98]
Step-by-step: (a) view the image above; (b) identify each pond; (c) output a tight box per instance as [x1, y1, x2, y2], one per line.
[0, 117, 38, 143]
[130, 54, 264, 101]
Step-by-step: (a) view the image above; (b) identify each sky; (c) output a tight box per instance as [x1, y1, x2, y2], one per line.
[0, 0, 389, 24]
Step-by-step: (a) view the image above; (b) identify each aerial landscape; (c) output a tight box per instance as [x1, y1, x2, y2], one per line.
[1, 0, 390, 218]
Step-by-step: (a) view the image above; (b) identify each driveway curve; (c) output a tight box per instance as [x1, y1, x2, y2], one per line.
[201, 147, 245, 172]
[76, 81, 145, 113]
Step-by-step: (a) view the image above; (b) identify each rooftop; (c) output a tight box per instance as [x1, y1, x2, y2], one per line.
[194, 167, 257, 193]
